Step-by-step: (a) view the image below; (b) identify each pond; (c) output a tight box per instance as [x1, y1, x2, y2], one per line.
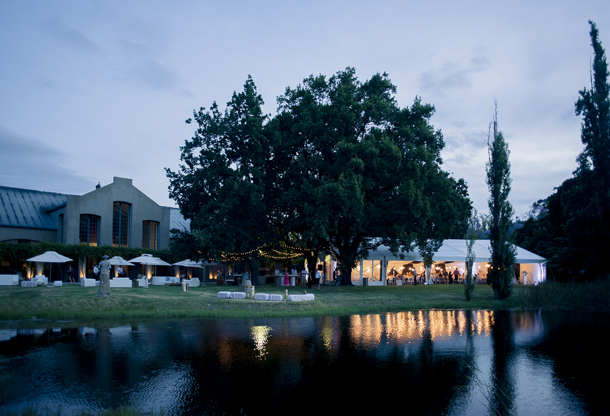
[0, 310, 608, 415]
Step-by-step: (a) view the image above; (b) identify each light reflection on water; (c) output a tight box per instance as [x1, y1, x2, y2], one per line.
[0, 310, 607, 416]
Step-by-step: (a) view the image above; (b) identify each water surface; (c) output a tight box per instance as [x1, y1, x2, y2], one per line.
[0, 310, 607, 415]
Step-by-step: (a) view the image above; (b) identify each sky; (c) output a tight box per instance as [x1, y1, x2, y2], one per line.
[1, 0, 609, 218]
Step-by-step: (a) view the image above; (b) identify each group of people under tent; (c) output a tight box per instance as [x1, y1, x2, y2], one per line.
[274, 265, 342, 289]
[388, 266, 487, 285]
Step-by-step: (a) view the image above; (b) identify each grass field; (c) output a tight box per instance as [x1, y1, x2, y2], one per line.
[2, 280, 607, 324]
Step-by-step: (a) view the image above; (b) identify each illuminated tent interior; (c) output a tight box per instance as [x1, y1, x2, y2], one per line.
[351, 239, 546, 286]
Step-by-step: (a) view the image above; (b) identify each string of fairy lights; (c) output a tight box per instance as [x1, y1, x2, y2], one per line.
[197, 241, 334, 263]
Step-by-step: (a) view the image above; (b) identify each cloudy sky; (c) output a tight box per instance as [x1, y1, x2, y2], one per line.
[1, 0, 608, 218]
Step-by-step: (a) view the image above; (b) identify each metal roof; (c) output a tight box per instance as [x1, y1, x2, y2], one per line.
[169, 207, 190, 234]
[0, 186, 68, 230]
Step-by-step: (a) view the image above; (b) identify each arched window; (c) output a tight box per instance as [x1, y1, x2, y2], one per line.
[142, 220, 159, 250]
[113, 202, 130, 247]
[79, 214, 100, 246]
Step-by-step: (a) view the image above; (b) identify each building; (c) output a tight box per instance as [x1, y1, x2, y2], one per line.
[0, 177, 190, 278]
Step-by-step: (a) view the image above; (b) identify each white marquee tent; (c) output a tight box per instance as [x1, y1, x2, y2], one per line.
[366, 239, 545, 263]
[356, 239, 546, 286]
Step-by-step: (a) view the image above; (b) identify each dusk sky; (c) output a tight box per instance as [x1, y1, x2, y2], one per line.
[1, 0, 608, 218]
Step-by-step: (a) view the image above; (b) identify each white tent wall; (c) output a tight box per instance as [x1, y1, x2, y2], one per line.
[519, 263, 546, 285]
[355, 239, 546, 286]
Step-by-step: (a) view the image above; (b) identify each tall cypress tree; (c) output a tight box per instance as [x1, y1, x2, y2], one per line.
[512, 21, 610, 280]
[567, 20, 610, 278]
[486, 105, 516, 299]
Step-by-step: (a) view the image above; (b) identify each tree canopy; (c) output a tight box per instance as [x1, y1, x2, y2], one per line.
[167, 68, 471, 284]
[486, 106, 516, 299]
[514, 21, 610, 280]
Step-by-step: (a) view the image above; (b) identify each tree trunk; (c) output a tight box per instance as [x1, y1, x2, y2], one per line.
[249, 253, 260, 286]
[340, 264, 354, 286]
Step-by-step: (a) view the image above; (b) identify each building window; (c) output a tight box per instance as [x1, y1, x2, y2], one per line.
[113, 202, 130, 247]
[79, 214, 99, 246]
[142, 220, 159, 250]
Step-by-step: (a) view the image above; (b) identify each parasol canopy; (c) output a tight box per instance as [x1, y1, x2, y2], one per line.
[27, 251, 73, 263]
[172, 259, 204, 268]
[108, 256, 135, 266]
[128, 254, 171, 266]
[27, 251, 73, 281]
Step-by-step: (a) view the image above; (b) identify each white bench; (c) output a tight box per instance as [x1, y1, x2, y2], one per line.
[152, 276, 180, 285]
[109, 278, 132, 288]
[21, 281, 36, 287]
[0, 274, 19, 286]
[53, 281, 63, 287]
[137, 277, 148, 288]
[217, 291, 231, 298]
[33, 276, 48, 286]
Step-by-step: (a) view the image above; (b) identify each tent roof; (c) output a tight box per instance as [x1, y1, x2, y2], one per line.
[367, 239, 545, 264]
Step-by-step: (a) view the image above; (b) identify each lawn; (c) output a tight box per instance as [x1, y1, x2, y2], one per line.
[1, 281, 607, 323]
[0, 282, 516, 321]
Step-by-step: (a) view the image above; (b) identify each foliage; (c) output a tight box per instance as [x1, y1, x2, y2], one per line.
[166, 76, 276, 282]
[464, 209, 478, 301]
[562, 20, 610, 278]
[167, 68, 471, 285]
[511, 280, 610, 312]
[486, 105, 516, 299]
[273, 68, 471, 283]
[513, 21, 610, 281]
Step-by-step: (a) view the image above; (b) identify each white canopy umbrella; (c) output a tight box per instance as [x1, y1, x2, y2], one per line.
[128, 254, 171, 266]
[128, 254, 171, 277]
[172, 259, 204, 268]
[173, 259, 204, 279]
[27, 251, 73, 281]
[108, 256, 135, 277]
[108, 256, 135, 266]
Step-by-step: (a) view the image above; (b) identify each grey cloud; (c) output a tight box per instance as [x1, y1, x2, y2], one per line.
[43, 18, 103, 54]
[0, 127, 93, 192]
[130, 59, 176, 90]
[117, 39, 177, 91]
[419, 48, 490, 96]
[179, 89, 195, 99]
[442, 129, 488, 165]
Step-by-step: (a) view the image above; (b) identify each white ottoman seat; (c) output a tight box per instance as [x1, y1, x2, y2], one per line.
[253, 293, 269, 301]
[231, 292, 247, 299]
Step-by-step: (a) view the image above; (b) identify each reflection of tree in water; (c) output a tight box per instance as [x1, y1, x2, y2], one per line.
[490, 310, 516, 415]
[0, 312, 529, 416]
[529, 311, 610, 415]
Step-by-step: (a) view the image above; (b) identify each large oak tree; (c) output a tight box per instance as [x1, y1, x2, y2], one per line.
[167, 69, 471, 284]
